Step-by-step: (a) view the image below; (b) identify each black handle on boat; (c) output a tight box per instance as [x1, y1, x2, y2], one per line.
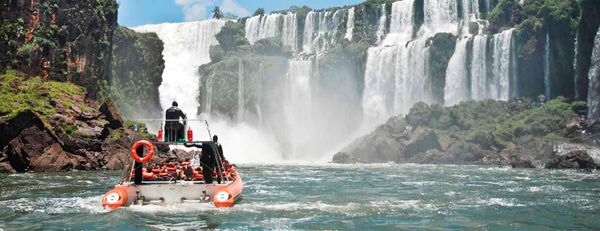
[134, 145, 144, 185]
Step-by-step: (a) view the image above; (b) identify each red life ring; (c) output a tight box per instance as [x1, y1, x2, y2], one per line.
[130, 140, 155, 163]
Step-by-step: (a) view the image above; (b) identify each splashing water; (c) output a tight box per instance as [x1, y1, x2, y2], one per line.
[1, 166, 599, 229]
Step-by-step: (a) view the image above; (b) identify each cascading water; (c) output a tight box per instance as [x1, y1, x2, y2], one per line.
[444, 38, 470, 106]
[375, 4, 387, 44]
[574, 33, 579, 99]
[490, 28, 514, 101]
[205, 70, 215, 114]
[363, 0, 415, 123]
[133, 20, 226, 118]
[302, 9, 346, 54]
[245, 13, 282, 44]
[256, 62, 263, 124]
[394, 40, 431, 114]
[470, 35, 488, 101]
[363, 0, 515, 126]
[420, 0, 460, 36]
[133, 0, 522, 163]
[285, 59, 314, 158]
[588, 27, 600, 120]
[282, 13, 298, 52]
[544, 33, 551, 98]
[345, 7, 355, 41]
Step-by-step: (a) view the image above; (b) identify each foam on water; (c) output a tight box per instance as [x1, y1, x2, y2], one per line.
[3, 165, 600, 229]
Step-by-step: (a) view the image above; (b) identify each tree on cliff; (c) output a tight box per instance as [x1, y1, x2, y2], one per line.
[214, 21, 249, 51]
[253, 8, 265, 16]
[212, 7, 224, 19]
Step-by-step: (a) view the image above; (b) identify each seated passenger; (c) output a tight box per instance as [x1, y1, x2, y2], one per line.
[182, 162, 194, 180]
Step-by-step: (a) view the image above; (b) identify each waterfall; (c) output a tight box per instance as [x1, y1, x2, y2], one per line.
[237, 59, 244, 121]
[444, 38, 470, 106]
[205, 69, 215, 114]
[345, 7, 355, 41]
[245, 13, 282, 44]
[544, 33, 551, 98]
[420, 0, 460, 36]
[244, 15, 262, 44]
[471, 35, 488, 100]
[383, 0, 414, 45]
[363, 0, 517, 126]
[394, 39, 431, 114]
[574, 33, 579, 99]
[302, 12, 316, 53]
[282, 13, 298, 52]
[375, 4, 387, 43]
[588, 27, 600, 120]
[302, 9, 346, 54]
[285, 59, 314, 157]
[490, 28, 514, 101]
[460, 0, 486, 35]
[256, 62, 263, 124]
[133, 19, 226, 117]
[364, 0, 431, 123]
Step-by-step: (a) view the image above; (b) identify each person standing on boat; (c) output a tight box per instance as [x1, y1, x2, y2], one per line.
[213, 135, 226, 161]
[165, 101, 187, 142]
[200, 145, 217, 184]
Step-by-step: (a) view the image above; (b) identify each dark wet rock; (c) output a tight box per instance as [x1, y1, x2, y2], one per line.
[0, 162, 16, 173]
[0, 111, 59, 172]
[332, 152, 360, 164]
[546, 150, 599, 170]
[30, 143, 78, 172]
[510, 157, 536, 168]
[103, 146, 130, 170]
[99, 99, 124, 129]
[75, 123, 104, 138]
[404, 130, 442, 159]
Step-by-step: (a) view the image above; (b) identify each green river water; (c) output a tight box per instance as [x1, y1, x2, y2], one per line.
[0, 164, 599, 230]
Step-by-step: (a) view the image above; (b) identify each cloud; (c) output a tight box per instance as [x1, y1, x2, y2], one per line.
[174, 0, 249, 21]
[220, 0, 250, 17]
[174, 0, 215, 21]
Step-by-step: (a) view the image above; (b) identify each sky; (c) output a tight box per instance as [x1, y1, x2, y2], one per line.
[118, 0, 364, 27]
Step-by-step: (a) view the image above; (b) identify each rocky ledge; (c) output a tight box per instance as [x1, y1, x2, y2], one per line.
[0, 71, 169, 173]
[335, 98, 600, 170]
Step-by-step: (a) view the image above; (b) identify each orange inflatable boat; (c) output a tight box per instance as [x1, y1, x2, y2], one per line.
[102, 140, 243, 209]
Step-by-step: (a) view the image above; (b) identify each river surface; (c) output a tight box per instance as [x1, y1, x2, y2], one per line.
[0, 164, 599, 230]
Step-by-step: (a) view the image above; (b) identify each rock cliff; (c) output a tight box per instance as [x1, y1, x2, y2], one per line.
[0, 71, 163, 173]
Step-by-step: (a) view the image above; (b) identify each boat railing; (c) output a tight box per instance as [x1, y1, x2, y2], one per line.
[119, 119, 230, 185]
[131, 119, 212, 143]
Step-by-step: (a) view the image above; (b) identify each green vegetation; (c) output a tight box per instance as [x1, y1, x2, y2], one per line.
[0, 0, 118, 99]
[494, 97, 578, 146]
[404, 97, 583, 151]
[214, 21, 250, 52]
[0, 70, 89, 119]
[109, 27, 164, 119]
